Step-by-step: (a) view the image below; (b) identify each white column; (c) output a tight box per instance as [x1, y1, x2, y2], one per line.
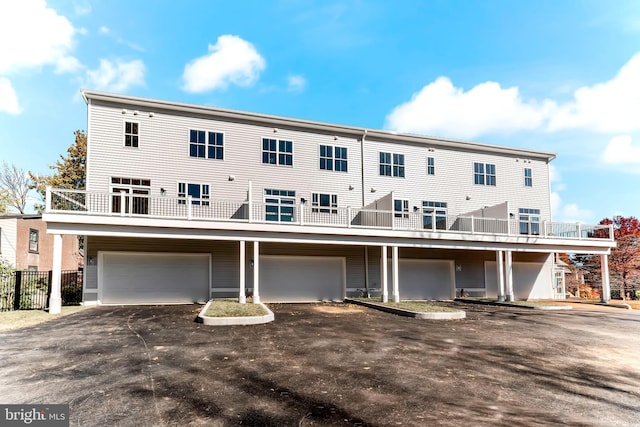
[496, 250, 506, 301]
[239, 240, 246, 304]
[392, 246, 400, 302]
[381, 245, 388, 302]
[252, 241, 260, 304]
[49, 234, 63, 314]
[600, 254, 611, 303]
[505, 250, 514, 301]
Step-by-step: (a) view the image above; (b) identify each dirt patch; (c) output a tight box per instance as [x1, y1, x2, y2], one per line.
[311, 303, 365, 314]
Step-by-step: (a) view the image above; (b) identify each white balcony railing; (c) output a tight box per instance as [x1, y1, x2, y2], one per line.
[45, 188, 614, 241]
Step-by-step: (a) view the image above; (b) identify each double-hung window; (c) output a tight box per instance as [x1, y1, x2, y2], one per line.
[394, 199, 409, 218]
[124, 122, 139, 147]
[178, 182, 210, 206]
[524, 168, 532, 187]
[423, 201, 447, 230]
[264, 189, 296, 222]
[190, 130, 224, 159]
[312, 193, 338, 214]
[380, 152, 405, 177]
[262, 138, 293, 166]
[427, 157, 435, 175]
[474, 162, 496, 186]
[28, 229, 39, 253]
[320, 145, 348, 172]
[518, 208, 540, 235]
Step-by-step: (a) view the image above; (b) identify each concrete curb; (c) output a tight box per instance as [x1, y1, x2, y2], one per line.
[197, 300, 275, 326]
[455, 298, 573, 310]
[345, 298, 466, 319]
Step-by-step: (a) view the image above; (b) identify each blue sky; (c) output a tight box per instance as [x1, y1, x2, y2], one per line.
[1, 0, 639, 223]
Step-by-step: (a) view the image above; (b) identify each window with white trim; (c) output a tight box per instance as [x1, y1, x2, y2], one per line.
[178, 182, 210, 206]
[319, 145, 348, 172]
[264, 189, 296, 222]
[394, 199, 409, 218]
[29, 229, 39, 253]
[519, 208, 540, 235]
[312, 193, 338, 214]
[474, 162, 496, 186]
[262, 138, 293, 166]
[124, 122, 139, 147]
[189, 130, 223, 160]
[380, 152, 405, 177]
[524, 167, 532, 187]
[423, 201, 447, 230]
[427, 157, 435, 175]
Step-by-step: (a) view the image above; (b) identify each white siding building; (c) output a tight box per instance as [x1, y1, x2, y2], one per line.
[42, 90, 615, 311]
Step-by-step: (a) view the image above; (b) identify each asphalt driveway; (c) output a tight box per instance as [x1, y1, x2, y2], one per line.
[1, 303, 639, 426]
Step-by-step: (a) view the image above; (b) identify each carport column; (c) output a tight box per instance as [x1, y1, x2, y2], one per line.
[600, 254, 611, 303]
[381, 245, 388, 302]
[49, 234, 63, 314]
[239, 240, 246, 304]
[252, 241, 260, 304]
[392, 246, 400, 303]
[505, 250, 514, 301]
[496, 250, 506, 302]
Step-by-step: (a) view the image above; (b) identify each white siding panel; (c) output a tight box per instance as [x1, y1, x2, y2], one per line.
[0, 218, 17, 266]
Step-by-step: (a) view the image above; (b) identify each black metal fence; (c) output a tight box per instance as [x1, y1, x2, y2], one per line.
[0, 270, 83, 311]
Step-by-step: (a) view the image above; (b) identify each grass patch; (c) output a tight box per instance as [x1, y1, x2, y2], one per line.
[354, 298, 459, 313]
[0, 306, 90, 332]
[204, 299, 268, 317]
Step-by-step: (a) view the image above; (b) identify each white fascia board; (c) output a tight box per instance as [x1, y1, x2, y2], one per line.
[44, 213, 613, 254]
[81, 90, 555, 161]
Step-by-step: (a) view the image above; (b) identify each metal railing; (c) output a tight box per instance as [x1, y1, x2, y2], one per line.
[46, 188, 614, 241]
[0, 270, 83, 311]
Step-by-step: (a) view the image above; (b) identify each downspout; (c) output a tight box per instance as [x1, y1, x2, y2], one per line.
[361, 130, 370, 296]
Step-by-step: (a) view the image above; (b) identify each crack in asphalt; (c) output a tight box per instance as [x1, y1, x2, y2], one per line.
[126, 311, 162, 425]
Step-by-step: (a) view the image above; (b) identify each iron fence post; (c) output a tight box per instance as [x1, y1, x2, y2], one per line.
[13, 271, 22, 311]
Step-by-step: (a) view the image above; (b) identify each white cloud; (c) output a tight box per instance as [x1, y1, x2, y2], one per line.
[73, 1, 91, 16]
[99, 26, 110, 34]
[287, 75, 307, 93]
[385, 77, 553, 139]
[603, 135, 640, 165]
[551, 191, 593, 223]
[0, 0, 79, 74]
[55, 56, 83, 74]
[0, 78, 22, 115]
[182, 35, 266, 93]
[548, 164, 565, 191]
[386, 52, 640, 139]
[85, 59, 145, 92]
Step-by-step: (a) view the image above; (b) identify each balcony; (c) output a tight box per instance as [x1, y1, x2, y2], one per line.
[45, 188, 614, 243]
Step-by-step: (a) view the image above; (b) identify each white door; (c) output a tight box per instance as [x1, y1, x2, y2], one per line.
[389, 259, 455, 300]
[260, 256, 345, 302]
[100, 252, 210, 304]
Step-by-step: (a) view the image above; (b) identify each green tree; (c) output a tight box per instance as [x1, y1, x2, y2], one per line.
[30, 130, 87, 213]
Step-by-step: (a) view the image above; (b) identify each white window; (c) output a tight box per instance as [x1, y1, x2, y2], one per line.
[394, 199, 409, 218]
[319, 145, 348, 172]
[524, 168, 532, 187]
[264, 189, 296, 222]
[427, 157, 435, 175]
[380, 152, 404, 177]
[189, 130, 223, 160]
[124, 122, 139, 147]
[178, 182, 210, 206]
[519, 208, 540, 235]
[262, 138, 293, 166]
[474, 162, 496, 186]
[312, 193, 338, 214]
[29, 229, 39, 253]
[423, 201, 447, 230]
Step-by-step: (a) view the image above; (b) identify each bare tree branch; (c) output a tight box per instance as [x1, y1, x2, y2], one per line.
[0, 163, 32, 214]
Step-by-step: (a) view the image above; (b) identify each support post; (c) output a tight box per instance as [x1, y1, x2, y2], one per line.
[253, 241, 260, 304]
[600, 254, 611, 303]
[120, 192, 126, 217]
[239, 240, 246, 304]
[248, 181, 253, 223]
[45, 186, 52, 212]
[49, 234, 63, 314]
[505, 250, 514, 301]
[392, 246, 400, 303]
[496, 250, 506, 302]
[381, 245, 388, 302]
[187, 196, 193, 220]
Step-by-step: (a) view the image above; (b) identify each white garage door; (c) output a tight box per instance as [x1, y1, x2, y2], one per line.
[100, 252, 210, 304]
[260, 256, 345, 302]
[388, 259, 454, 300]
[485, 261, 546, 300]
